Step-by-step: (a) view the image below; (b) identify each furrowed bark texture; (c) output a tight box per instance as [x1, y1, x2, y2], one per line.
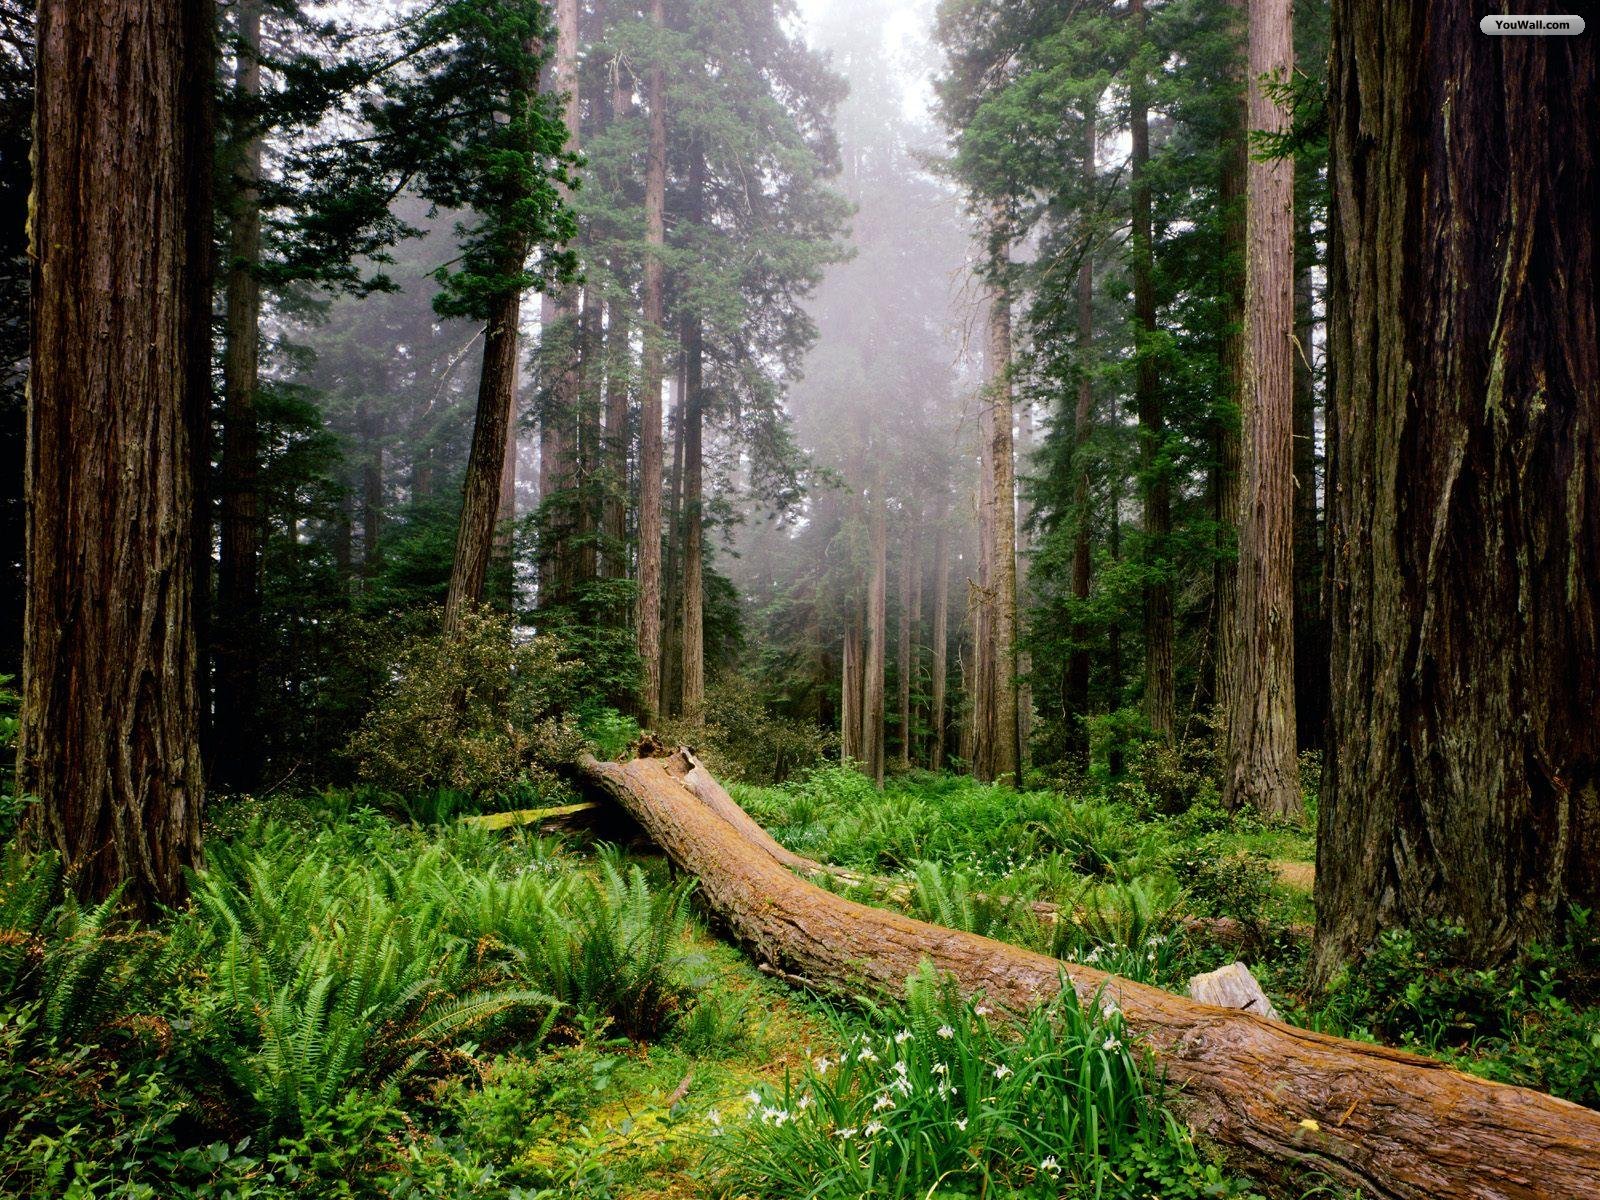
[1315, 0, 1600, 979]
[578, 748, 1600, 1200]
[679, 146, 706, 718]
[634, 0, 667, 723]
[24, 0, 210, 909]
[1223, 0, 1300, 818]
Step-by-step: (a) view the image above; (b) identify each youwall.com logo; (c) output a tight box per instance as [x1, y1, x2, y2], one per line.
[1479, 13, 1586, 34]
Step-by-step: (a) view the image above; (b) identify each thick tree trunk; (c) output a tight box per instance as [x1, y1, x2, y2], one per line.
[1315, 0, 1599, 980]
[23, 0, 211, 910]
[662, 369, 685, 716]
[1130, 0, 1174, 741]
[862, 483, 888, 785]
[635, 0, 668, 723]
[971, 394, 996, 781]
[574, 285, 601, 584]
[929, 517, 949, 770]
[1068, 106, 1098, 760]
[1223, 0, 1300, 818]
[988, 266, 1021, 786]
[216, 0, 264, 792]
[578, 748, 1600, 1200]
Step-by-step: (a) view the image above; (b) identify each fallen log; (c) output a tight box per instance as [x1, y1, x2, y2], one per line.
[675, 747, 1289, 948]
[576, 748, 1600, 1200]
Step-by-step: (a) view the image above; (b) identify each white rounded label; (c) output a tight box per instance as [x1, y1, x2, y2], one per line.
[1479, 14, 1586, 34]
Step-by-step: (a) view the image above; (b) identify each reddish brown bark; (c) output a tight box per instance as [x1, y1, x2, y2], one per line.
[23, 0, 212, 910]
[1223, 0, 1300, 818]
[634, 0, 668, 723]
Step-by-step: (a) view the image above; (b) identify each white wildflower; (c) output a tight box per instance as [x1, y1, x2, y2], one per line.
[706, 1108, 723, 1127]
[874, 1092, 895, 1112]
[836, 1127, 859, 1141]
[930, 1061, 949, 1076]
[893, 1060, 909, 1076]
[974, 1004, 992, 1017]
[864, 1119, 885, 1137]
[815, 1056, 831, 1076]
[894, 1029, 914, 1044]
[1041, 1155, 1061, 1177]
[1102, 1035, 1122, 1052]
[993, 1064, 1013, 1080]
[857, 1047, 879, 1063]
[936, 1024, 955, 1039]
[797, 1093, 814, 1111]
[745, 1089, 763, 1107]
[954, 1117, 969, 1132]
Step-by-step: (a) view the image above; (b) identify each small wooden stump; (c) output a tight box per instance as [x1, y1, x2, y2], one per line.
[1187, 961, 1279, 1022]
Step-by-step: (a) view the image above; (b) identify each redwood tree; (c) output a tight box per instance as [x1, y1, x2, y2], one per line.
[22, 0, 214, 909]
[1223, 0, 1299, 818]
[1314, 0, 1600, 980]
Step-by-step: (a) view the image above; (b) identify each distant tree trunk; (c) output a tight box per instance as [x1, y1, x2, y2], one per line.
[23, 0, 212, 910]
[1214, 0, 1246, 738]
[635, 0, 668, 722]
[602, 293, 631, 578]
[361, 401, 383, 578]
[1067, 101, 1099, 761]
[862, 481, 888, 786]
[1291, 206, 1325, 749]
[216, 0, 264, 791]
[1223, 0, 1300, 818]
[896, 513, 918, 769]
[988, 261, 1021, 787]
[496, 358, 519, 538]
[680, 147, 706, 718]
[574, 284, 602, 584]
[930, 516, 949, 770]
[841, 608, 862, 763]
[1015, 401, 1033, 769]
[662, 366, 686, 714]
[1107, 395, 1125, 772]
[971, 400, 996, 781]
[1130, 0, 1174, 741]
[1314, 0, 1599, 983]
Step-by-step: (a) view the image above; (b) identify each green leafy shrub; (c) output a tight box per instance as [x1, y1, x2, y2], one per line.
[346, 607, 585, 800]
[1170, 835, 1276, 928]
[716, 964, 1259, 1200]
[661, 672, 836, 785]
[1128, 730, 1220, 817]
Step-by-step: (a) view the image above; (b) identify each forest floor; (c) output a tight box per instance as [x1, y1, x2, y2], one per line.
[5, 758, 1597, 1199]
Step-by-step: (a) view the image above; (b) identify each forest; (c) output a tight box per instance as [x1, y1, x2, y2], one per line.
[1, 0, 1597, 1197]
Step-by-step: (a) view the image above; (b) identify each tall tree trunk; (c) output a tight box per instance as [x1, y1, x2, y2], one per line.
[1129, 0, 1174, 741]
[1067, 102, 1099, 761]
[862, 481, 888, 786]
[1214, 0, 1246, 739]
[446, 19, 550, 634]
[1223, 0, 1300, 818]
[23, 0, 211, 910]
[897, 514, 919, 769]
[971, 391, 996, 780]
[988, 260, 1021, 786]
[680, 149, 706, 718]
[930, 515, 949, 770]
[575, 284, 601, 584]
[1314, 0, 1599, 982]
[840, 608, 862, 763]
[635, 0, 668, 722]
[361, 401, 383, 579]
[445, 291, 524, 633]
[602, 293, 631, 578]
[536, 0, 581, 611]
[1291, 205, 1325, 749]
[216, 0, 263, 791]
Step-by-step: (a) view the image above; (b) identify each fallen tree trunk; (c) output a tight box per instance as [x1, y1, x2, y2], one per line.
[575, 747, 1600, 1200]
[677, 747, 1299, 948]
